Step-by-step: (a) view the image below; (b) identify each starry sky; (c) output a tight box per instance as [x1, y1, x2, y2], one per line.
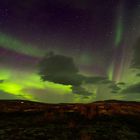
[0, 0, 140, 103]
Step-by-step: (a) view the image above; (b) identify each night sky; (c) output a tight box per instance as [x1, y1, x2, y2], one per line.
[0, 0, 140, 103]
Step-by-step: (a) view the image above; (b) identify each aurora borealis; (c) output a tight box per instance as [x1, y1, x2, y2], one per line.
[0, 0, 140, 103]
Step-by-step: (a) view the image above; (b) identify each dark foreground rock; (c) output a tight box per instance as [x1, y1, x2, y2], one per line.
[0, 100, 139, 140]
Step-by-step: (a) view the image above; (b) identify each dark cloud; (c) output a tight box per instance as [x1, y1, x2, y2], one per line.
[100, 79, 113, 84]
[84, 76, 108, 84]
[71, 76, 111, 96]
[82, 96, 90, 99]
[0, 80, 4, 83]
[39, 53, 111, 96]
[71, 86, 93, 96]
[111, 90, 118, 94]
[136, 73, 140, 77]
[108, 84, 121, 94]
[117, 82, 126, 85]
[121, 83, 140, 94]
[39, 52, 82, 86]
[39, 53, 92, 87]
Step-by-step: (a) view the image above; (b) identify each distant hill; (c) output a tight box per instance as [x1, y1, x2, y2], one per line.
[0, 99, 139, 118]
[0, 100, 139, 140]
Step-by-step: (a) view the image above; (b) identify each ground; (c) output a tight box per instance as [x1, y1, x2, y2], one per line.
[0, 100, 139, 140]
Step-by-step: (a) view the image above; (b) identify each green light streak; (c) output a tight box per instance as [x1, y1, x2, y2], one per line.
[115, 19, 123, 46]
[109, 3, 124, 82]
[0, 32, 44, 57]
[114, 2, 124, 47]
[108, 63, 114, 81]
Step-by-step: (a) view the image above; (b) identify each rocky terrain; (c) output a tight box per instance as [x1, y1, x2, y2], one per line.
[0, 100, 139, 140]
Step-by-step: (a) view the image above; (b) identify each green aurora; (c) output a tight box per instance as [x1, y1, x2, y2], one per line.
[0, 68, 75, 102]
[0, 30, 140, 102]
[114, 15, 123, 47]
[0, 32, 44, 57]
[108, 2, 124, 82]
[0, 0, 139, 103]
